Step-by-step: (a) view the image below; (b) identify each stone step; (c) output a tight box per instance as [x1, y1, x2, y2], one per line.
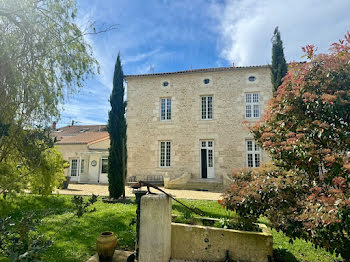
[181, 179, 224, 192]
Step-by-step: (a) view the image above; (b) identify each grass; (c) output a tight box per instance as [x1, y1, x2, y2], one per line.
[0, 194, 342, 262]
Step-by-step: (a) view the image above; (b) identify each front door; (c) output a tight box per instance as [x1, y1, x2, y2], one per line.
[200, 141, 214, 179]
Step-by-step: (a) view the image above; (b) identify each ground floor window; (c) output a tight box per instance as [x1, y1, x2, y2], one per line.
[246, 140, 260, 167]
[160, 141, 171, 167]
[101, 158, 108, 173]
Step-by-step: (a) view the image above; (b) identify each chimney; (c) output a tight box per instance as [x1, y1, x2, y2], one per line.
[190, 66, 193, 71]
[232, 62, 235, 67]
[71, 120, 75, 126]
[52, 121, 56, 130]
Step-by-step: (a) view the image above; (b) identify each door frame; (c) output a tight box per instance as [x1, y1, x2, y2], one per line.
[200, 140, 215, 179]
[69, 158, 80, 182]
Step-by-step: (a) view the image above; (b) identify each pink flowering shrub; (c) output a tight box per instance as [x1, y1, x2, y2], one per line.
[221, 33, 350, 259]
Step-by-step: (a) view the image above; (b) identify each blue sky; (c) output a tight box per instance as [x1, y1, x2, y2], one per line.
[58, 0, 350, 127]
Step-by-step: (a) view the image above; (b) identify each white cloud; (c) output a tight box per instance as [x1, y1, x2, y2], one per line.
[215, 0, 350, 66]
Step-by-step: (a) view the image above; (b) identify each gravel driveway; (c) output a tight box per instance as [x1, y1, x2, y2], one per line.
[55, 183, 222, 201]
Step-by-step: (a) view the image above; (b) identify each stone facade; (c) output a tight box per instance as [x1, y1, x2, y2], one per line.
[125, 66, 273, 185]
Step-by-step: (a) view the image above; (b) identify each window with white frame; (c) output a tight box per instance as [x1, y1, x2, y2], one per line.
[160, 98, 171, 121]
[101, 158, 108, 173]
[246, 140, 260, 167]
[80, 159, 85, 174]
[71, 159, 78, 176]
[160, 141, 171, 167]
[245, 93, 260, 119]
[201, 96, 213, 120]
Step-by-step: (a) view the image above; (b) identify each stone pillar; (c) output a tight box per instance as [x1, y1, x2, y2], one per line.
[138, 194, 172, 262]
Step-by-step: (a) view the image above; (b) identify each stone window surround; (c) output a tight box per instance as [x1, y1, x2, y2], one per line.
[160, 97, 172, 121]
[245, 92, 260, 119]
[201, 95, 213, 120]
[159, 141, 171, 168]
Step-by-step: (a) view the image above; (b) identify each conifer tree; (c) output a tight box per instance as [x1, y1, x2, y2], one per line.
[107, 54, 127, 199]
[270, 27, 288, 92]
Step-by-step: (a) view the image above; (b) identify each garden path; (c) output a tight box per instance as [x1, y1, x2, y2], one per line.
[55, 184, 222, 200]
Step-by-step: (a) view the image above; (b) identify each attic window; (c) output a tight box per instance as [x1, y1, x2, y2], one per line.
[248, 76, 256, 82]
[203, 79, 210, 84]
[56, 130, 63, 133]
[163, 81, 169, 87]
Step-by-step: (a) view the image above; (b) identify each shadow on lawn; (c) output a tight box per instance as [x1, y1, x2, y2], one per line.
[0, 194, 75, 219]
[273, 248, 299, 262]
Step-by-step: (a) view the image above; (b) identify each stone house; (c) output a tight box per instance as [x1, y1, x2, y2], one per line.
[125, 65, 273, 190]
[52, 125, 110, 183]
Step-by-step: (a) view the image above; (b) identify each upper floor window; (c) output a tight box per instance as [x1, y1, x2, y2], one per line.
[246, 140, 260, 167]
[203, 78, 210, 84]
[160, 141, 171, 167]
[245, 93, 259, 119]
[163, 81, 169, 87]
[160, 98, 171, 121]
[201, 96, 213, 120]
[248, 76, 256, 82]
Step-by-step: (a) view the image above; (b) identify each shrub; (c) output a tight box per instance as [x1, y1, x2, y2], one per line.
[222, 33, 350, 259]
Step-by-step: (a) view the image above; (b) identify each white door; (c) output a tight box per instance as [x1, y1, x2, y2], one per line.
[200, 141, 214, 179]
[70, 159, 84, 182]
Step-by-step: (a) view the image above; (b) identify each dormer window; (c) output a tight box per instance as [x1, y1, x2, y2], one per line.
[248, 76, 256, 82]
[163, 81, 169, 87]
[79, 128, 90, 133]
[203, 79, 210, 84]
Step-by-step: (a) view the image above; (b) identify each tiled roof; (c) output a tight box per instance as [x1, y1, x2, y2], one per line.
[125, 65, 269, 78]
[55, 132, 109, 145]
[52, 125, 107, 137]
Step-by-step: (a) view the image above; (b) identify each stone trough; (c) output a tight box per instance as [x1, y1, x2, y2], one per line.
[87, 193, 273, 262]
[139, 194, 273, 262]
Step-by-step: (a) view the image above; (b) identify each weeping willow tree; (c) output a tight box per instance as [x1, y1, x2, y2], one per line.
[0, 0, 114, 195]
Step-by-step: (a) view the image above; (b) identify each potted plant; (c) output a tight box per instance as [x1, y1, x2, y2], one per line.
[61, 176, 71, 189]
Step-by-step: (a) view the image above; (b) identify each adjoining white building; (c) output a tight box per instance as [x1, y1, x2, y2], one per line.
[125, 65, 273, 190]
[53, 125, 110, 184]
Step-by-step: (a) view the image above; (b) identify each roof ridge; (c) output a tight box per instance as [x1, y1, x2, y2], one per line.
[125, 65, 269, 78]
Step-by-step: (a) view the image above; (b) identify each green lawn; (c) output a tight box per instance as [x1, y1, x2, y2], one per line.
[0, 195, 342, 262]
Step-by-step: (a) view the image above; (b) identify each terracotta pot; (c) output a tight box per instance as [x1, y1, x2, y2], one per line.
[96, 231, 117, 262]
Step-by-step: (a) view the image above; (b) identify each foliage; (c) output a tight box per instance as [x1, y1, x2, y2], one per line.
[0, 0, 111, 195]
[222, 33, 350, 259]
[107, 54, 127, 199]
[0, 215, 53, 262]
[0, 129, 56, 196]
[0, 0, 98, 126]
[270, 26, 288, 92]
[27, 148, 66, 195]
[0, 195, 97, 261]
[214, 217, 262, 232]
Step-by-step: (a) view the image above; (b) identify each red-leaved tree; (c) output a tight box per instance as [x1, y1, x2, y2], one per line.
[221, 33, 350, 259]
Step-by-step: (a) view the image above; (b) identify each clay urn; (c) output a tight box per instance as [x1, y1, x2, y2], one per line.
[96, 231, 117, 262]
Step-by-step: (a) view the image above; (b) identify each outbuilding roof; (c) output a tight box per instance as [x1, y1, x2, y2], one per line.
[55, 131, 109, 145]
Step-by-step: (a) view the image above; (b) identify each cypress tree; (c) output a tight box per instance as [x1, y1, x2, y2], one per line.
[107, 53, 127, 199]
[270, 27, 288, 92]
